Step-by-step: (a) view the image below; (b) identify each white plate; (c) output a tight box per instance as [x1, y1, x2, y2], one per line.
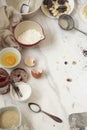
[41, 0, 75, 19]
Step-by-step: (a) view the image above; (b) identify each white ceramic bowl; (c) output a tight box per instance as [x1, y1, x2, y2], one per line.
[10, 82, 32, 102]
[0, 47, 21, 69]
[0, 106, 21, 130]
[6, 0, 43, 19]
[41, 0, 75, 19]
[14, 20, 45, 47]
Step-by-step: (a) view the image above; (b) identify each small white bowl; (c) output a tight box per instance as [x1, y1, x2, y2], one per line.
[0, 106, 21, 129]
[6, 0, 43, 19]
[0, 47, 21, 69]
[10, 82, 32, 102]
[14, 20, 45, 47]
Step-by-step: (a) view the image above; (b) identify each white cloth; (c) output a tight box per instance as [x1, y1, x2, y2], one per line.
[0, 6, 22, 51]
[0, 0, 7, 7]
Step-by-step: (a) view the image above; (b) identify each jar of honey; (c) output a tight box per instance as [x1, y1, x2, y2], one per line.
[0, 68, 10, 94]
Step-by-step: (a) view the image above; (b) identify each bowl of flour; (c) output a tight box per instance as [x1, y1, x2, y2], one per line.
[14, 20, 45, 47]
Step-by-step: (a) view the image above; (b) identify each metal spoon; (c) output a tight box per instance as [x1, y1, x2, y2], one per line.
[58, 14, 87, 35]
[28, 102, 63, 123]
[20, 0, 30, 13]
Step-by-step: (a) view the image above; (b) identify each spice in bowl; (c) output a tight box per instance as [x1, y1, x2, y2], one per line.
[0, 47, 21, 68]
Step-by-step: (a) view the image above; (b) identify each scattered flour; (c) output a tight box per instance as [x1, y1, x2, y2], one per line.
[18, 29, 42, 45]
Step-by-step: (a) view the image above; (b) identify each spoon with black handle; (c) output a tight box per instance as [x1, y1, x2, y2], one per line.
[28, 102, 63, 123]
[58, 14, 87, 36]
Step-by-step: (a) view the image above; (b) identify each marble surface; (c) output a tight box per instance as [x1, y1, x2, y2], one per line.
[1, 1, 87, 130]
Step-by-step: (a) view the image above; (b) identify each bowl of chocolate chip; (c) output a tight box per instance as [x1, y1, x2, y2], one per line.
[41, 0, 75, 19]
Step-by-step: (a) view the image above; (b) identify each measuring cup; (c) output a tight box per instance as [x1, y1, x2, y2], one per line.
[28, 102, 63, 123]
[58, 14, 87, 35]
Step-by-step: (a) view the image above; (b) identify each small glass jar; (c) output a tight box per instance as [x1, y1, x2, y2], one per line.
[0, 68, 10, 94]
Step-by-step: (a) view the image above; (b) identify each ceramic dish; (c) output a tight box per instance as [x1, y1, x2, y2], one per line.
[10, 82, 32, 102]
[0, 47, 21, 69]
[41, 0, 75, 19]
[0, 106, 21, 129]
[14, 20, 45, 47]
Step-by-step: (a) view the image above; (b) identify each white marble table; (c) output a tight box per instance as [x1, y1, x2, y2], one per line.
[1, 1, 87, 130]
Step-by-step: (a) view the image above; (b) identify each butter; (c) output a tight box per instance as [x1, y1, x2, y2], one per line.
[82, 5, 87, 19]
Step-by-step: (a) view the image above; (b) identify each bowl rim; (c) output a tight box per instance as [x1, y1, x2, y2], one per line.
[21, 0, 43, 15]
[13, 20, 45, 47]
[0, 106, 21, 129]
[0, 47, 21, 68]
[10, 82, 32, 102]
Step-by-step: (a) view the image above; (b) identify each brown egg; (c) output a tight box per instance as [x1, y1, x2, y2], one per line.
[31, 68, 43, 79]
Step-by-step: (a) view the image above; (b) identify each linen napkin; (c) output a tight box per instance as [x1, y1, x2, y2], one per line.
[0, 5, 22, 51]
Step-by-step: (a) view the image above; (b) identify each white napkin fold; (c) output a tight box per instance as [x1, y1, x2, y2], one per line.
[0, 5, 22, 51]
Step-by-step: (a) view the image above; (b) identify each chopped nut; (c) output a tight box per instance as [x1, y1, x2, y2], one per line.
[83, 50, 87, 57]
[58, 6, 67, 13]
[58, 0, 68, 5]
[64, 61, 68, 65]
[72, 61, 77, 65]
[66, 78, 72, 82]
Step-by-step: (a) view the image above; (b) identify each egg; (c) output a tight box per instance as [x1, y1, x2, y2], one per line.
[1, 52, 18, 67]
[31, 68, 43, 78]
[24, 57, 36, 67]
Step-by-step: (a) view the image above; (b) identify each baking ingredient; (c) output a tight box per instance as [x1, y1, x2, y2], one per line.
[82, 5, 87, 19]
[43, 0, 71, 18]
[0, 110, 19, 129]
[66, 78, 72, 82]
[18, 29, 42, 44]
[24, 57, 36, 67]
[0, 68, 10, 94]
[1, 52, 18, 67]
[83, 49, 87, 57]
[10, 68, 29, 82]
[11, 82, 31, 101]
[31, 68, 43, 78]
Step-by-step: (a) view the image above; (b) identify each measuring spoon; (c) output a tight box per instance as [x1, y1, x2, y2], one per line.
[58, 14, 87, 35]
[28, 102, 63, 123]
